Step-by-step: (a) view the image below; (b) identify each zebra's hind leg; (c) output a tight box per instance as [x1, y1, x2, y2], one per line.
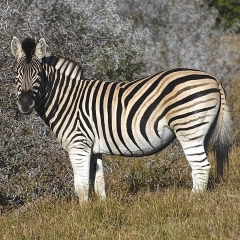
[90, 154, 106, 201]
[180, 141, 211, 193]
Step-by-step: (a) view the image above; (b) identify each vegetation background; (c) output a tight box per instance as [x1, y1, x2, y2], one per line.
[0, 0, 240, 239]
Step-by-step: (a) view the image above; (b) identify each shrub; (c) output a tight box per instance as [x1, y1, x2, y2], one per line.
[0, 0, 239, 210]
[205, 0, 240, 30]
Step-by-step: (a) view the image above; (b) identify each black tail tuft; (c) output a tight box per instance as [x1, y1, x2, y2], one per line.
[213, 103, 231, 178]
[214, 134, 231, 178]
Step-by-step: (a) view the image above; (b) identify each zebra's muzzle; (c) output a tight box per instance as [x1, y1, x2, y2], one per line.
[17, 90, 35, 115]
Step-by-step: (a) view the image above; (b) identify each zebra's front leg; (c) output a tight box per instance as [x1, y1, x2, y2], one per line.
[69, 147, 91, 203]
[90, 154, 106, 200]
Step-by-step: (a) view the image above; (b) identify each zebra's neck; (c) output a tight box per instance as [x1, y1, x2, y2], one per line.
[35, 55, 84, 126]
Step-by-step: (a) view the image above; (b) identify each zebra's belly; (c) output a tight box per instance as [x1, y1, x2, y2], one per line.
[93, 126, 176, 156]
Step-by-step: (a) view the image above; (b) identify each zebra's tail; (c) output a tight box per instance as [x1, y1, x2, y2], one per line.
[212, 80, 231, 178]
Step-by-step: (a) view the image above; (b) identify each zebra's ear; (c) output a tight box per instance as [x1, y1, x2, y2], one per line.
[11, 36, 23, 58]
[35, 38, 47, 59]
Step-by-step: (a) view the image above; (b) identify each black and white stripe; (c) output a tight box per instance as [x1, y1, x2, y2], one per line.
[11, 37, 231, 202]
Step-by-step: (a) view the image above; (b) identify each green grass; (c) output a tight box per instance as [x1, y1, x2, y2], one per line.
[1, 148, 240, 240]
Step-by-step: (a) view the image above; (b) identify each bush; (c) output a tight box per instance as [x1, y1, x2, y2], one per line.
[205, 0, 240, 30]
[0, 0, 239, 210]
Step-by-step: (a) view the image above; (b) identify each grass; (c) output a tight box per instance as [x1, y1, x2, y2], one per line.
[1, 147, 240, 240]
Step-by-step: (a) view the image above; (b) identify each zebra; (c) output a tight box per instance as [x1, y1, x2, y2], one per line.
[11, 36, 231, 203]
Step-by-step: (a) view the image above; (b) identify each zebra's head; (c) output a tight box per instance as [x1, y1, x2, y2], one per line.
[11, 36, 47, 114]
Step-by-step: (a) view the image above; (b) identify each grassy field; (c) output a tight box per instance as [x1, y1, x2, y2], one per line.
[1, 147, 240, 240]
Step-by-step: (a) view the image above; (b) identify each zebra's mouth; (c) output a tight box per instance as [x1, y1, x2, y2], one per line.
[19, 108, 33, 115]
[17, 100, 35, 115]
[17, 90, 35, 115]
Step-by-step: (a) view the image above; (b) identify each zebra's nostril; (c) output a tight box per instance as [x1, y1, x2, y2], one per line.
[18, 90, 35, 114]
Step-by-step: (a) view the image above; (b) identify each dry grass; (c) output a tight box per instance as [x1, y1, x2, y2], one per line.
[1, 147, 240, 240]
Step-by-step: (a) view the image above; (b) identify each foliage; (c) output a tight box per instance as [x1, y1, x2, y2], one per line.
[0, 0, 239, 210]
[0, 0, 145, 82]
[205, 0, 240, 30]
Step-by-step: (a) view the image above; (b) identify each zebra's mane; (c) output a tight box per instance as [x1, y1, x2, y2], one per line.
[22, 38, 36, 63]
[44, 55, 85, 80]
[58, 56, 83, 69]
[59, 56, 85, 80]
